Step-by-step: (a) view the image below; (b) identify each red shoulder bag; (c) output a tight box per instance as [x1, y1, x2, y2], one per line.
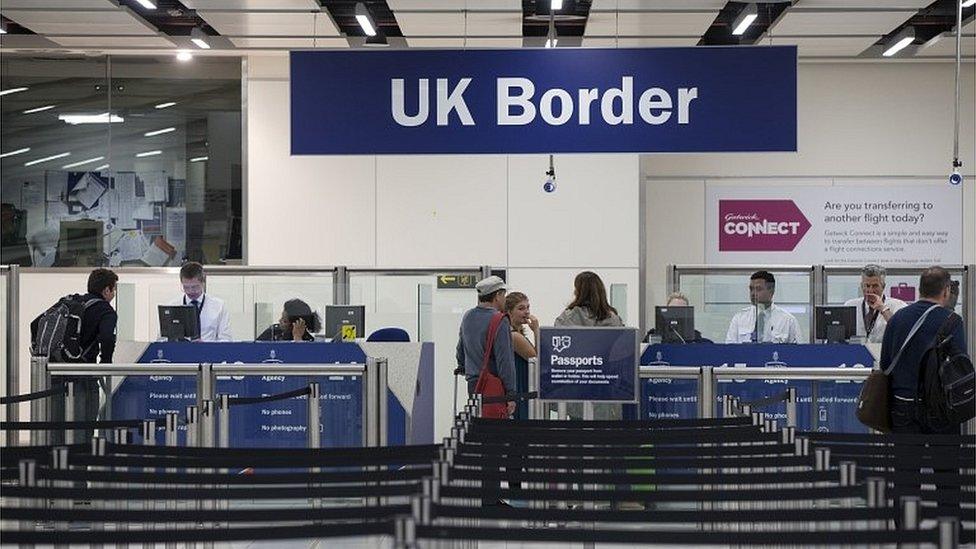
[473, 311, 509, 419]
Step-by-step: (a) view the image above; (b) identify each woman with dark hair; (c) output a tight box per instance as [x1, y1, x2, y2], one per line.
[256, 299, 321, 341]
[504, 291, 539, 420]
[555, 271, 623, 327]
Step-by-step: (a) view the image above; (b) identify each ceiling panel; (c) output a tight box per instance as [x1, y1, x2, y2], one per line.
[1, 8, 157, 35]
[197, 10, 341, 36]
[590, 0, 726, 9]
[770, 10, 913, 36]
[0, 0, 117, 7]
[768, 35, 879, 56]
[794, 0, 932, 7]
[48, 35, 178, 48]
[582, 37, 700, 47]
[388, 0, 520, 10]
[228, 36, 349, 48]
[465, 12, 522, 36]
[915, 35, 976, 57]
[584, 10, 718, 36]
[395, 11, 461, 35]
[403, 37, 465, 47]
[182, 0, 321, 9]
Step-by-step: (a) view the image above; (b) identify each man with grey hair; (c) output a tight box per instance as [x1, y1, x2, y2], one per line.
[456, 275, 517, 417]
[843, 264, 907, 343]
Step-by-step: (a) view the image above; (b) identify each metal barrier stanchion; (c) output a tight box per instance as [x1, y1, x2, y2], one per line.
[139, 420, 156, 549]
[363, 357, 378, 447]
[814, 447, 830, 472]
[163, 412, 178, 549]
[51, 447, 69, 549]
[937, 516, 959, 549]
[64, 381, 75, 445]
[527, 357, 540, 420]
[200, 399, 214, 448]
[786, 387, 797, 428]
[377, 358, 389, 447]
[901, 495, 921, 549]
[18, 459, 37, 539]
[307, 382, 321, 450]
[217, 394, 230, 449]
[699, 366, 714, 418]
[196, 363, 214, 414]
[29, 356, 50, 446]
[186, 405, 199, 447]
[90, 436, 106, 549]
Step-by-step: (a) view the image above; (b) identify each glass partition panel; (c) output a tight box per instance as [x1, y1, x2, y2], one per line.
[678, 271, 813, 343]
[250, 275, 334, 340]
[0, 270, 7, 443]
[825, 268, 967, 317]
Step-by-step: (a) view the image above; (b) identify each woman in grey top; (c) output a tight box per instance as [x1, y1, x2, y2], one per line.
[554, 271, 624, 327]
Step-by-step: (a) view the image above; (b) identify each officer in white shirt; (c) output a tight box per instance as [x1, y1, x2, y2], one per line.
[726, 270, 800, 344]
[842, 264, 907, 343]
[168, 261, 232, 341]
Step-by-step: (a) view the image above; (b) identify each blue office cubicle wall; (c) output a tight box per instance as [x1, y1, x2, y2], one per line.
[110, 342, 425, 447]
[639, 344, 872, 432]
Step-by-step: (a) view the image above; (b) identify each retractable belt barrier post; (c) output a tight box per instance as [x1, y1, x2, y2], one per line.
[307, 382, 320, 451]
[64, 381, 75, 445]
[29, 356, 50, 446]
[217, 395, 230, 449]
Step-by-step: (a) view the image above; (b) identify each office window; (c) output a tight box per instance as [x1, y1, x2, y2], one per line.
[1, 55, 241, 267]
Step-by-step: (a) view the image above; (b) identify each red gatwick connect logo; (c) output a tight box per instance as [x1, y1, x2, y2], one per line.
[719, 199, 811, 251]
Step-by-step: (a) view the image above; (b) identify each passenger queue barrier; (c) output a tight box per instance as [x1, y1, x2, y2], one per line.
[12, 355, 388, 448]
[2, 392, 972, 547]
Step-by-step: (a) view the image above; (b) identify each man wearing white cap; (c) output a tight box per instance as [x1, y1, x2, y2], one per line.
[455, 275, 517, 417]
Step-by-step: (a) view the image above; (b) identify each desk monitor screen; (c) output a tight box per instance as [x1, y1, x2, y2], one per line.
[158, 305, 200, 342]
[815, 306, 857, 343]
[325, 305, 365, 341]
[655, 306, 695, 344]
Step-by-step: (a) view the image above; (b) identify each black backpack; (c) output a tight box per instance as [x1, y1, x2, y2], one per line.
[31, 294, 102, 363]
[918, 313, 975, 425]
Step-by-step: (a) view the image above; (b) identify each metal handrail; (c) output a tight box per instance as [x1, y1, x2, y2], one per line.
[637, 366, 701, 379]
[47, 362, 366, 377]
[713, 366, 871, 382]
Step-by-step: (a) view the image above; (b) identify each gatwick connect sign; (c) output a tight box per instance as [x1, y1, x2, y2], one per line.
[291, 47, 797, 155]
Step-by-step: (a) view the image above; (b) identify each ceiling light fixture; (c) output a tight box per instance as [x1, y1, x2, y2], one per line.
[59, 113, 124, 125]
[144, 127, 176, 137]
[62, 156, 105, 169]
[883, 26, 915, 57]
[24, 152, 70, 167]
[0, 21, 8, 34]
[176, 50, 193, 62]
[94, 164, 110, 171]
[23, 105, 56, 114]
[189, 156, 209, 162]
[190, 27, 211, 49]
[355, 2, 378, 37]
[134, 0, 156, 8]
[0, 87, 29, 96]
[0, 147, 30, 159]
[962, 0, 975, 8]
[136, 150, 163, 158]
[364, 32, 389, 47]
[551, 0, 563, 9]
[732, 3, 759, 36]
[154, 101, 177, 109]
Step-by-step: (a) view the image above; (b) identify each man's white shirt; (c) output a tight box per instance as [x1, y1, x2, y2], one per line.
[725, 303, 801, 344]
[167, 293, 233, 341]
[842, 296, 907, 343]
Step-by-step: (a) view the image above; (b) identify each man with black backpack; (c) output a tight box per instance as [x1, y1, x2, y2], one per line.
[30, 268, 119, 443]
[880, 266, 971, 434]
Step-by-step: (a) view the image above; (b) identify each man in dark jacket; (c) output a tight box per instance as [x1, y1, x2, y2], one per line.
[31, 268, 118, 443]
[880, 266, 967, 434]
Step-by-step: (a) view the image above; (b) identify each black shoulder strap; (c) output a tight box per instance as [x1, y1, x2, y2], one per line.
[935, 312, 961, 345]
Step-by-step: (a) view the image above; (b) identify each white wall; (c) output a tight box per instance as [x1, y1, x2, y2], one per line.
[644, 62, 976, 320]
[246, 55, 641, 439]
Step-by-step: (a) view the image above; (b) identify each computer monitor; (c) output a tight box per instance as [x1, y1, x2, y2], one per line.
[325, 305, 366, 341]
[158, 305, 200, 342]
[815, 306, 857, 343]
[655, 306, 695, 344]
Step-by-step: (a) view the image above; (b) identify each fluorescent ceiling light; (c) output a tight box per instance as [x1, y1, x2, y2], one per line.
[189, 156, 209, 163]
[551, 0, 563, 9]
[190, 27, 211, 49]
[59, 113, 124, 125]
[0, 147, 31, 159]
[134, 0, 156, 8]
[355, 3, 377, 37]
[883, 27, 915, 57]
[962, 0, 975, 8]
[62, 156, 105, 169]
[0, 21, 8, 34]
[732, 3, 758, 36]
[176, 51, 193, 62]
[136, 150, 162, 158]
[0, 87, 29, 96]
[364, 32, 389, 47]
[144, 127, 176, 137]
[24, 152, 70, 167]
[94, 164, 110, 171]
[23, 104, 56, 114]
[155, 101, 177, 109]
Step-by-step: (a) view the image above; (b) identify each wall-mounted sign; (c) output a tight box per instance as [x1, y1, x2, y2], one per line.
[538, 326, 639, 403]
[291, 47, 797, 155]
[436, 274, 478, 289]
